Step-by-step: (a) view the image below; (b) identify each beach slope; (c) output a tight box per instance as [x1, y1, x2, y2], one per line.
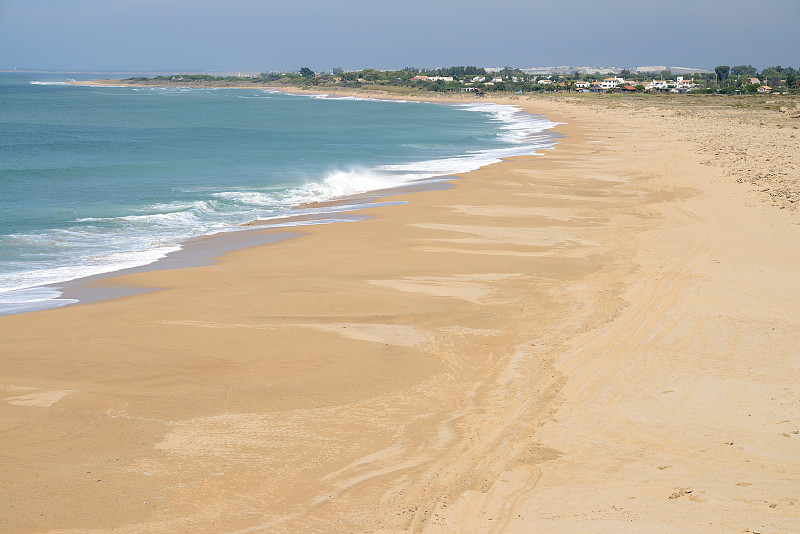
[1, 94, 798, 533]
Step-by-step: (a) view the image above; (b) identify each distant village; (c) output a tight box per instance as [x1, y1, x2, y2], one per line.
[408, 74, 706, 94]
[128, 64, 799, 96]
[314, 65, 798, 95]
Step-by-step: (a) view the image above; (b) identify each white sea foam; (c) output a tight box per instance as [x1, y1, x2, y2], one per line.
[0, 244, 179, 296]
[1, 95, 558, 315]
[30, 80, 74, 86]
[282, 98, 559, 199]
[457, 102, 560, 145]
[298, 168, 417, 199]
[304, 93, 413, 104]
[374, 104, 558, 179]
[212, 191, 283, 207]
[253, 215, 373, 228]
[0, 287, 78, 316]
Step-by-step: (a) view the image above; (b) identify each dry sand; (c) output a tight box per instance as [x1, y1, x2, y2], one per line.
[1, 89, 799, 533]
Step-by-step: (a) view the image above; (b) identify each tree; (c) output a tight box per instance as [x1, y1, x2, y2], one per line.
[761, 67, 781, 87]
[714, 65, 730, 85]
[731, 65, 757, 77]
[359, 69, 382, 82]
[299, 67, 314, 78]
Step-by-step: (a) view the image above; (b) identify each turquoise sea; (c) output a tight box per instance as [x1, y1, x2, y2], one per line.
[0, 72, 558, 314]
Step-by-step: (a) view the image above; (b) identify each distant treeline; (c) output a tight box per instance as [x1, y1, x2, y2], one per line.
[124, 64, 799, 94]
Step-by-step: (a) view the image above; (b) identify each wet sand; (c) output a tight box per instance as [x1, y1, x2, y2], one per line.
[1, 91, 799, 533]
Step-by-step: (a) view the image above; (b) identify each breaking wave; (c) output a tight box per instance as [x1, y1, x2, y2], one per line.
[0, 93, 557, 314]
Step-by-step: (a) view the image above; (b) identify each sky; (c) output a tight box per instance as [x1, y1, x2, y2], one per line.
[1, 0, 798, 72]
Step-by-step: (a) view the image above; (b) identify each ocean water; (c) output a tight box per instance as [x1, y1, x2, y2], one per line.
[0, 72, 558, 314]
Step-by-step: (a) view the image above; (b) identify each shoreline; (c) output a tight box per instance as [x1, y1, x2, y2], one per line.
[2, 82, 799, 532]
[5, 177, 458, 316]
[54, 177, 464, 311]
[75, 77, 800, 210]
[3, 86, 560, 316]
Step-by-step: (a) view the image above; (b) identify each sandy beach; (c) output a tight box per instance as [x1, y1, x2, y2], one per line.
[2, 88, 799, 533]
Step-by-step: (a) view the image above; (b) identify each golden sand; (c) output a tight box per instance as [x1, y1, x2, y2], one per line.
[1, 90, 799, 533]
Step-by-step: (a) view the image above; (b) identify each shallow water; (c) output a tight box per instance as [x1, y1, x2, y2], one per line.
[0, 72, 558, 313]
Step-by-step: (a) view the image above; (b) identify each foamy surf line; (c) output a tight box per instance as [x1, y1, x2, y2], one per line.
[0, 205, 394, 317]
[30, 80, 75, 85]
[0, 94, 559, 315]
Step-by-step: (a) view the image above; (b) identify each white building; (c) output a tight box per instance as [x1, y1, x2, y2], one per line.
[646, 79, 669, 90]
[675, 76, 697, 90]
[600, 77, 625, 89]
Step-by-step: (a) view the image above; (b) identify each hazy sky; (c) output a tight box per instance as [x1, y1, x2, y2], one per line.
[1, 0, 797, 72]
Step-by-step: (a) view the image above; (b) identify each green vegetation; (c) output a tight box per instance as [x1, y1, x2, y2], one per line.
[714, 65, 731, 85]
[731, 65, 758, 77]
[123, 64, 800, 95]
